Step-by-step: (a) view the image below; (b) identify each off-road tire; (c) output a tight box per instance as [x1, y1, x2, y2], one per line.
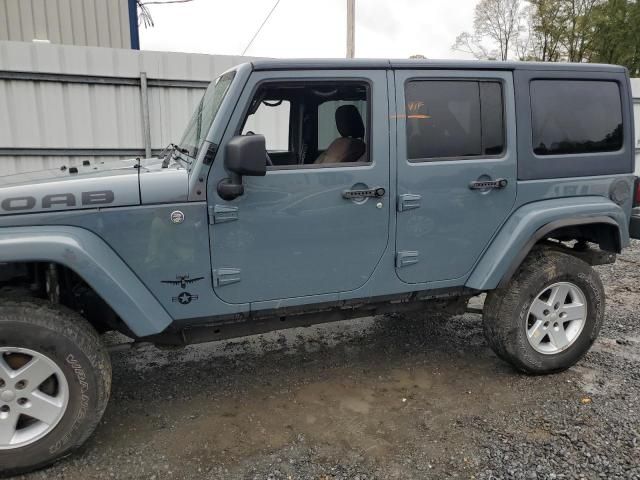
[0, 298, 111, 477]
[483, 247, 605, 374]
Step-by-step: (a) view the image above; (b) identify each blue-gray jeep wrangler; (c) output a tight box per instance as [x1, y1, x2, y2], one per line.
[0, 59, 637, 475]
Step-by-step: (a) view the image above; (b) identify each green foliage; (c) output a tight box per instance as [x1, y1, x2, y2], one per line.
[455, 0, 640, 74]
[589, 0, 640, 75]
[528, 0, 640, 72]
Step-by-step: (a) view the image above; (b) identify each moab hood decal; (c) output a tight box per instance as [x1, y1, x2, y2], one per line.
[0, 159, 140, 215]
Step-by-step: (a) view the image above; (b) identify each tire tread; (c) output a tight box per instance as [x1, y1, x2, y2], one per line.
[0, 297, 111, 477]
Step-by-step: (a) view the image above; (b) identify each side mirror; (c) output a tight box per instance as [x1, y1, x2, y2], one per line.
[218, 135, 267, 200]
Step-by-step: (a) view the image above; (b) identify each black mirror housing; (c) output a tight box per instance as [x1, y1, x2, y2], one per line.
[224, 135, 267, 177]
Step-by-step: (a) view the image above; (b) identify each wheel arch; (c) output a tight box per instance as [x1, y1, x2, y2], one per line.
[466, 197, 629, 291]
[0, 226, 172, 337]
[494, 216, 619, 289]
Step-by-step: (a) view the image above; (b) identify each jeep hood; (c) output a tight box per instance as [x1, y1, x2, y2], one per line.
[0, 157, 189, 216]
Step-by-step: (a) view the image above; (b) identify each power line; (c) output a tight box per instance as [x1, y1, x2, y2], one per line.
[241, 0, 282, 56]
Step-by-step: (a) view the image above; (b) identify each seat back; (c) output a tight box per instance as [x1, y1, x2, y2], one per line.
[315, 105, 366, 164]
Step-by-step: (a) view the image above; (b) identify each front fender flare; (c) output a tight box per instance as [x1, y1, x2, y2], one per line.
[466, 197, 628, 291]
[0, 226, 172, 336]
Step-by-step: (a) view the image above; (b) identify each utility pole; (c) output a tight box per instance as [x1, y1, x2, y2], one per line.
[346, 0, 355, 58]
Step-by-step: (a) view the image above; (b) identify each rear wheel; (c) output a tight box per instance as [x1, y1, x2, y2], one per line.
[0, 299, 111, 476]
[483, 247, 605, 374]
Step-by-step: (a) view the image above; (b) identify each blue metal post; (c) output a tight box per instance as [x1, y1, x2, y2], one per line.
[128, 0, 140, 50]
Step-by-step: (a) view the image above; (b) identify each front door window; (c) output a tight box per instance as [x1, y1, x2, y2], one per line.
[239, 82, 370, 168]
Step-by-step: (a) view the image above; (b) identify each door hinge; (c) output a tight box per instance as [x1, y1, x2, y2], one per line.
[213, 268, 241, 287]
[396, 250, 419, 268]
[397, 194, 421, 212]
[209, 204, 239, 224]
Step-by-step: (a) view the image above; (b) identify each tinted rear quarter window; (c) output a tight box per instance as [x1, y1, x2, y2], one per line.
[531, 80, 623, 156]
[405, 80, 504, 160]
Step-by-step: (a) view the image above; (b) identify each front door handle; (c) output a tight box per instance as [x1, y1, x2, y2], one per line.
[342, 187, 386, 199]
[469, 178, 508, 190]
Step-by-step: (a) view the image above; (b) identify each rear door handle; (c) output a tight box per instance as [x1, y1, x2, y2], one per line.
[469, 178, 508, 190]
[342, 187, 386, 199]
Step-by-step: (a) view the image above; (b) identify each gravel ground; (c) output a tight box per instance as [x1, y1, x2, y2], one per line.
[14, 242, 640, 480]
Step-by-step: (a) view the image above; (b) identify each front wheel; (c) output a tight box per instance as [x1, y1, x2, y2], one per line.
[483, 247, 605, 374]
[0, 299, 111, 477]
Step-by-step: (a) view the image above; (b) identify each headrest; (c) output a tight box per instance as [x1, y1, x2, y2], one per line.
[335, 105, 365, 138]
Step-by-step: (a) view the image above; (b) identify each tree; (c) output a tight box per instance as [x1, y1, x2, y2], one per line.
[589, 0, 640, 75]
[527, 0, 639, 70]
[526, 0, 565, 61]
[455, 0, 640, 73]
[453, 0, 524, 60]
[562, 0, 601, 61]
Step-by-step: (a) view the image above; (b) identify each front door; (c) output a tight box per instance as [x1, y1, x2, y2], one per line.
[394, 70, 517, 284]
[209, 70, 390, 304]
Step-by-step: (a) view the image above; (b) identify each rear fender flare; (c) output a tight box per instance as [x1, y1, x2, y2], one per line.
[466, 197, 628, 291]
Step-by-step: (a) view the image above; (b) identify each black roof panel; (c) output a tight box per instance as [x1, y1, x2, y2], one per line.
[252, 59, 390, 70]
[251, 58, 626, 73]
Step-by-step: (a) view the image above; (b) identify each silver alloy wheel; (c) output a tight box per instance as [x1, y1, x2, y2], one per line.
[526, 282, 588, 355]
[0, 347, 69, 450]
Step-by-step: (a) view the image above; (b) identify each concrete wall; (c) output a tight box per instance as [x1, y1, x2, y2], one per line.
[0, 0, 133, 49]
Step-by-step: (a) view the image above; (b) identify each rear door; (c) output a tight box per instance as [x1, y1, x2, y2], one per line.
[394, 70, 517, 284]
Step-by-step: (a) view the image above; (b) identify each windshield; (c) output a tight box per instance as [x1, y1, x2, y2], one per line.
[178, 70, 236, 158]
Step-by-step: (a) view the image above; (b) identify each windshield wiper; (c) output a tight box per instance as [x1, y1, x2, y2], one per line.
[160, 143, 191, 168]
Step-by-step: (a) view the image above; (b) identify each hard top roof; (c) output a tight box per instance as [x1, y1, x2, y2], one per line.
[251, 58, 626, 73]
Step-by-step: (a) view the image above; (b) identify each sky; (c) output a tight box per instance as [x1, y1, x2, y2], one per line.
[138, 0, 476, 60]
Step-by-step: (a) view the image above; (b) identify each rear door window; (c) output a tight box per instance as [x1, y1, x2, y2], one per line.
[479, 82, 505, 156]
[405, 80, 504, 161]
[531, 80, 623, 156]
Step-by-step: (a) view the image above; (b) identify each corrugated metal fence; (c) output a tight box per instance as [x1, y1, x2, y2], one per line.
[0, 41, 256, 174]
